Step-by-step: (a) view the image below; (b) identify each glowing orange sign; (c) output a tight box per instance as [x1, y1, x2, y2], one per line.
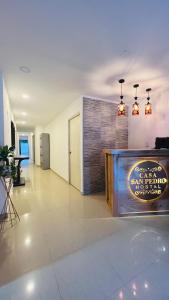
[128, 160, 168, 202]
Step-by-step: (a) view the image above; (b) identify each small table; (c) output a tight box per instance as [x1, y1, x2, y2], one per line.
[14, 156, 29, 187]
[0, 176, 20, 231]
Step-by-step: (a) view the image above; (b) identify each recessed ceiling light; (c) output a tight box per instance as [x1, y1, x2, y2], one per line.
[22, 94, 30, 99]
[26, 281, 35, 293]
[21, 112, 27, 116]
[24, 236, 32, 247]
[19, 66, 31, 73]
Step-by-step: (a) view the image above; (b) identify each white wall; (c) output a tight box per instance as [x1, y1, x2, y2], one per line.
[45, 98, 82, 188]
[3, 79, 15, 146]
[128, 91, 169, 149]
[0, 75, 15, 215]
[28, 133, 34, 162]
[0, 74, 4, 146]
[0, 73, 15, 147]
[34, 126, 43, 166]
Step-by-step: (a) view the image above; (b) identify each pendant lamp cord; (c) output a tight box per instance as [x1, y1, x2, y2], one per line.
[134, 84, 139, 100]
[146, 88, 151, 100]
[147, 90, 149, 99]
[119, 79, 125, 99]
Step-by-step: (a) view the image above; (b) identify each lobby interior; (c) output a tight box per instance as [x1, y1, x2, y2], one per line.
[1, 1, 169, 300]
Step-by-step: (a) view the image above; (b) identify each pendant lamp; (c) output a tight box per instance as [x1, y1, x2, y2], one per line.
[145, 88, 152, 115]
[132, 84, 139, 115]
[118, 79, 125, 116]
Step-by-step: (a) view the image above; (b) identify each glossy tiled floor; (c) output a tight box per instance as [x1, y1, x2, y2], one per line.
[1, 163, 169, 299]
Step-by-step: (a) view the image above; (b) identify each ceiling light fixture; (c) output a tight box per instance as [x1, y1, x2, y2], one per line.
[117, 79, 126, 116]
[21, 112, 27, 116]
[132, 84, 140, 116]
[24, 236, 31, 247]
[145, 88, 152, 115]
[22, 94, 30, 99]
[26, 281, 35, 294]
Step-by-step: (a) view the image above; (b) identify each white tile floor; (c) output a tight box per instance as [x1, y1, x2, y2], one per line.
[0, 164, 169, 299]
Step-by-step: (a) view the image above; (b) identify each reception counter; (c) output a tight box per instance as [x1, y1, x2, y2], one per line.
[104, 149, 169, 217]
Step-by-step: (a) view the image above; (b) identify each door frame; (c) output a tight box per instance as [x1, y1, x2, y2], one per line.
[68, 113, 80, 187]
[32, 134, 35, 163]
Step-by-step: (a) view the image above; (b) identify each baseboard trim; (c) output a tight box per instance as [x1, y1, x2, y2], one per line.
[50, 169, 68, 184]
[50, 169, 84, 194]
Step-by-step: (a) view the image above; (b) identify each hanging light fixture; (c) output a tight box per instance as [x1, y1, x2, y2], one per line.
[118, 79, 125, 116]
[145, 88, 152, 115]
[132, 84, 139, 115]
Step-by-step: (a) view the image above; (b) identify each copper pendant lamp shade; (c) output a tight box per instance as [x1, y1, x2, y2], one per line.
[145, 88, 152, 115]
[132, 84, 139, 116]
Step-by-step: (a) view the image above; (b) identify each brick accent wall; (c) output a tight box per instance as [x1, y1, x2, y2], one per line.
[83, 97, 128, 194]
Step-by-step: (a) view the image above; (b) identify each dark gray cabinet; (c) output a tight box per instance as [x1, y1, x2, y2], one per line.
[40, 133, 50, 170]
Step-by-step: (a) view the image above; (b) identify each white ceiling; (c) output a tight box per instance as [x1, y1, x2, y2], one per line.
[0, 0, 169, 130]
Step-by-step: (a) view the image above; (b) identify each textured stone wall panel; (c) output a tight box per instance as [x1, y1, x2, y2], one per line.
[83, 97, 128, 194]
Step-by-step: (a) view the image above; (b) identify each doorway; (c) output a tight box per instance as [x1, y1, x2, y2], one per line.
[19, 139, 29, 156]
[69, 114, 81, 191]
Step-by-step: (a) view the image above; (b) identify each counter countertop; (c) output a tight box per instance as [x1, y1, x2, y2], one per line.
[104, 148, 169, 156]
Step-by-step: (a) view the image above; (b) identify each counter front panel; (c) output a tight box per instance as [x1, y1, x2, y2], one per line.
[104, 149, 169, 216]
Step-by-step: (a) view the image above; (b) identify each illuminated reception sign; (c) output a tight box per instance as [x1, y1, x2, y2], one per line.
[128, 160, 168, 202]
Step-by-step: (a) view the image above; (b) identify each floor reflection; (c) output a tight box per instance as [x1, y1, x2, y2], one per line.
[0, 164, 169, 299]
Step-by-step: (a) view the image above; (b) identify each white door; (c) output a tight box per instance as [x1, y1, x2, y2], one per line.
[69, 115, 81, 190]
